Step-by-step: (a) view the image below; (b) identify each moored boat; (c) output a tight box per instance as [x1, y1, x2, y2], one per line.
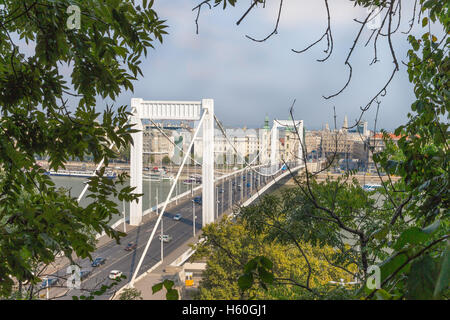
[45, 170, 117, 179]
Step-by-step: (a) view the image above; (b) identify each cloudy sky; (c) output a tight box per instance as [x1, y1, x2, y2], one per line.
[106, 1, 425, 131]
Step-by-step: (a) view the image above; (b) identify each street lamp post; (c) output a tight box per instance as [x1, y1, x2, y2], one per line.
[240, 173, 243, 202]
[230, 176, 233, 210]
[156, 188, 158, 215]
[244, 172, 246, 199]
[221, 180, 224, 215]
[175, 180, 178, 205]
[123, 199, 126, 233]
[215, 186, 218, 220]
[160, 216, 163, 261]
[192, 200, 196, 237]
[149, 172, 152, 211]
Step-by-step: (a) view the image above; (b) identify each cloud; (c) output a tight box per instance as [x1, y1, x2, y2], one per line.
[104, 0, 418, 131]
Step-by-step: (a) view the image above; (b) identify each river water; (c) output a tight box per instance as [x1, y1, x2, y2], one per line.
[51, 176, 192, 226]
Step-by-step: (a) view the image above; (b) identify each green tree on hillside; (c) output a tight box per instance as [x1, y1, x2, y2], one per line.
[192, 216, 357, 300]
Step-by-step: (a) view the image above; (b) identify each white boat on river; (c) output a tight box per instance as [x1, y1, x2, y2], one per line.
[45, 170, 117, 179]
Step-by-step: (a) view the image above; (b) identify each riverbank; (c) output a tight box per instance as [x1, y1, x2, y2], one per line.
[266, 170, 401, 198]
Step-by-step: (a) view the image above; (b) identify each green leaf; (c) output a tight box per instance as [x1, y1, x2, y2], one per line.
[422, 220, 440, 234]
[372, 226, 389, 240]
[406, 255, 439, 300]
[238, 273, 253, 291]
[166, 289, 179, 300]
[393, 227, 432, 251]
[258, 267, 274, 285]
[434, 242, 450, 298]
[244, 258, 258, 273]
[152, 282, 163, 294]
[375, 289, 392, 300]
[379, 253, 409, 283]
[163, 279, 174, 290]
[258, 256, 273, 269]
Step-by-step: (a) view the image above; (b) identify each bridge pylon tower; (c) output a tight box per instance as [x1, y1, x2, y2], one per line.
[270, 119, 304, 170]
[129, 98, 214, 227]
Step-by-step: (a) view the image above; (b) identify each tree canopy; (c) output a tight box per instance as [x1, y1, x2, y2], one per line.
[192, 214, 357, 299]
[0, 0, 167, 298]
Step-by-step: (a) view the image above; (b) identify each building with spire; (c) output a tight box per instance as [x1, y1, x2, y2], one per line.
[264, 115, 270, 130]
[343, 115, 348, 132]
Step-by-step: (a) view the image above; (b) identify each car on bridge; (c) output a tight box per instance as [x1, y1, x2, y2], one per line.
[218, 188, 224, 193]
[80, 269, 91, 280]
[91, 257, 106, 267]
[194, 196, 202, 205]
[109, 270, 123, 280]
[363, 184, 382, 192]
[173, 213, 182, 221]
[40, 277, 59, 289]
[124, 242, 137, 251]
[159, 234, 172, 243]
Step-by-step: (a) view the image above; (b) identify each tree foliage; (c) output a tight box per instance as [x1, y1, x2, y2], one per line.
[0, 0, 167, 298]
[151, 279, 179, 300]
[119, 287, 143, 300]
[191, 215, 357, 299]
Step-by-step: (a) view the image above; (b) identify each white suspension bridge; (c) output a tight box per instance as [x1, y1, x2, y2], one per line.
[126, 98, 305, 286]
[51, 98, 305, 299]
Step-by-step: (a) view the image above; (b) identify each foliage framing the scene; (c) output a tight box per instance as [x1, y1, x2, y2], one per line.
[0, 0, 167, 298]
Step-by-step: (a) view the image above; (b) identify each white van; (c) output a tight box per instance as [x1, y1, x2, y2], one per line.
[109, 270, 123, 280]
